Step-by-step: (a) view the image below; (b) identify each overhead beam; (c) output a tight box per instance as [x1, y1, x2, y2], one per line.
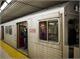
[16, 1, 43, 9]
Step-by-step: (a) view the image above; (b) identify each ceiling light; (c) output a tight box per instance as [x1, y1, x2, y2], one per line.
[6, 0, 12, 3]
[1, 2, 8, 10]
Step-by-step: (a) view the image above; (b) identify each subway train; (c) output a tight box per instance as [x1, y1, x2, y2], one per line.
[0, 1, 79, 59]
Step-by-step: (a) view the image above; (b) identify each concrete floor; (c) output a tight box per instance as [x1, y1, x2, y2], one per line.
[0, 46, 12, 59]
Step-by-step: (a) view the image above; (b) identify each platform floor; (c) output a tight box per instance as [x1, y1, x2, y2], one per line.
[0, 40, 29, 59]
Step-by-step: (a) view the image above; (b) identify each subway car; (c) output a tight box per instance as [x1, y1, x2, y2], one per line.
[0, 1, 79, 59]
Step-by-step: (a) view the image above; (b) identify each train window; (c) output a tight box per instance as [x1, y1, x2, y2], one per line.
[68, 19, 79, 47]
[48, 21, 58, 42]
[39, 19, 58, 42]
[9, 26, 12, 35]
[39, 21, 47, 40]
[5, 26, 12, 35]
[74, 4, 79, 12]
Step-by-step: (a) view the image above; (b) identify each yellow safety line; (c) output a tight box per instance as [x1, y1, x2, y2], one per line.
[0, 40, 29, 59]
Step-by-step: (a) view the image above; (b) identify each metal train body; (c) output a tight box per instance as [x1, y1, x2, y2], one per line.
[0, 2, 79, 59]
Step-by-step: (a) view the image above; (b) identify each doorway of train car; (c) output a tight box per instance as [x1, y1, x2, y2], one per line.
[1, 26, 4, 40]
[68, 18, 79, 58]
[17, 21, 28, 53]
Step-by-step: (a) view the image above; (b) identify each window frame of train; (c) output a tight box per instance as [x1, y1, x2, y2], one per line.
[39, 18, 60, 43]
[5, 25, 12, 35]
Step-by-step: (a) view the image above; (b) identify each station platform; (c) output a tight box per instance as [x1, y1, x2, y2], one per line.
[0, 40, 29, 59]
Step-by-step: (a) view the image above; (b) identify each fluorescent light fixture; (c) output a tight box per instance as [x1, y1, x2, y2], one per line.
[1, 2, 8, 10]
[6, 0, 12, 3]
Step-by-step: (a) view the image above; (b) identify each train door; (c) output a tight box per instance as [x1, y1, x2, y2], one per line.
[17, 21, 28, 50]
[68, 18, 79, 58]
[1, 26, 4, 40]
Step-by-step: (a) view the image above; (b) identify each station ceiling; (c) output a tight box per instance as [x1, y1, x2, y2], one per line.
[0, 0, 68, 23]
